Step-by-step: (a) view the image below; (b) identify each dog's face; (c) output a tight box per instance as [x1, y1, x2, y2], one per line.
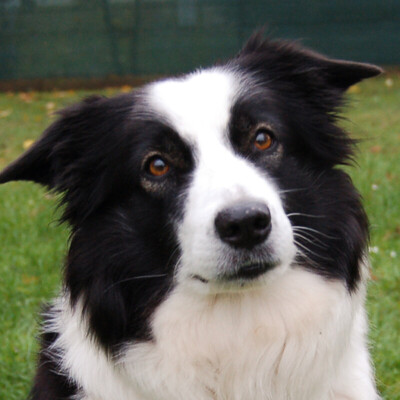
[0, 34, 381, 349]
[143, 70, 295, 292]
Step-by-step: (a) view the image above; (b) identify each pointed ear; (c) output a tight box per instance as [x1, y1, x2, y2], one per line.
[0, 94, 134, 224]
[236, 31, 383, 91]
[0, 95, 106, 187]
[307, 55, 383, 91]
[0, 137, 52, 185]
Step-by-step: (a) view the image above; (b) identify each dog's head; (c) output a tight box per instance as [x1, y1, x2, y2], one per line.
[0, 34, 381, 347]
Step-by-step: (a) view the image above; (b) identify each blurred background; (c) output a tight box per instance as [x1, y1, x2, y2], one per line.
[0, 1, 399, 399]
[0, 0, 399, 90]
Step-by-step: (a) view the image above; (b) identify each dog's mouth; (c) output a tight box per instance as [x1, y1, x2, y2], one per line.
[192, 261, 279, 284]
[229, 261, 277, 280]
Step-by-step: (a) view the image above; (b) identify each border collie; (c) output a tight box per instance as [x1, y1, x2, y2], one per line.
[0, 33, 382, 400]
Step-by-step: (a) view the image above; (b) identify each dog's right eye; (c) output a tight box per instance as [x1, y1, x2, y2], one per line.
[146, 156, 170, 177]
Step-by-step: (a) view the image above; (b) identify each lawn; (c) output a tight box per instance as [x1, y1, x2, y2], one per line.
[0, 77, 399, 399]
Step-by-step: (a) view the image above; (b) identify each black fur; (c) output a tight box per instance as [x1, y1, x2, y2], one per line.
[226, 34, 381, 290]
[29, 306, 78, 400]
[0, 32, 381, 399]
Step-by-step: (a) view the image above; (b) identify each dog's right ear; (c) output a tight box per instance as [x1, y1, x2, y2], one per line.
[0, 95, 107, 187]
[0, 125, 57, 186]
[0, 94, 134, 224]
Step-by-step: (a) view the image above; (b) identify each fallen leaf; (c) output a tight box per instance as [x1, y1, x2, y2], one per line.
[385, 172, 394, 181]
[53, 91, 67, 98]
[23, 139, 35, 149]
[46, 102, 56, 111]
[370, 273, 378, 281]
[348, 85, 361, 94]
[383, 231, 392, 240]
[385, 78, 394, 88]
[19, 92, 35, 103]
[22, 275, 39, 285]
[121, 85, 132, 93]
[369, 145, 382, 154]
[0, 109, 12, 118]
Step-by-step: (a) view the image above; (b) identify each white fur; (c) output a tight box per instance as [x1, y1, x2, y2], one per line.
[46, 69, 378, 400]
[49, 267, 378, 400]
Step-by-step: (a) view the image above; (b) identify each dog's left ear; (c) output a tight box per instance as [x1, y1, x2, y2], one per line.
[237, 32, 383, 92]
[304, 53, 383, 91]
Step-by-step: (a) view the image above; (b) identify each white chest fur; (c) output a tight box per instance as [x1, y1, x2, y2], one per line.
[51, 268, 377, 400]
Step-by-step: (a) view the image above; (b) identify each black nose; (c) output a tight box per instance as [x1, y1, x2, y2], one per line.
[215, 202, 271, 249]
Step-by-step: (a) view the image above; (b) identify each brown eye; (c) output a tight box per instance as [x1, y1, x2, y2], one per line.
[254, 130, 274, 151]
[148, 157, 170, 177]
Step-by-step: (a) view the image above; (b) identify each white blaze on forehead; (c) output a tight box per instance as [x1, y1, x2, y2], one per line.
[147, 68, 239, 145]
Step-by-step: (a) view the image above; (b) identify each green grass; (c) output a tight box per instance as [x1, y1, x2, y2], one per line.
[0, 78, 399, 399]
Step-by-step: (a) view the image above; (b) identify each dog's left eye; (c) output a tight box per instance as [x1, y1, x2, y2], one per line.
[146, 156, 170, 177]
[254, 129, 274, 151]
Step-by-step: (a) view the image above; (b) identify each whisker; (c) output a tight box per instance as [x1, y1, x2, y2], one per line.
[292, 227, 328, 247]
[287, 212, 326, 219]
[279, 172, 328, 197]
[172, 255, 184, 281]
[165, 244, 181, 270]
[293, 232, 328, 250]
[292, 226, 338, 240]
[103, 274, 168, 294]
[293, 240, 334, 262]
[278, 188, 308, 194]
[294, 247, 322, 270]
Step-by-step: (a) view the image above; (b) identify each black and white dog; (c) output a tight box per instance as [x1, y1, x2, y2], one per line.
[0, 33, 382, 400]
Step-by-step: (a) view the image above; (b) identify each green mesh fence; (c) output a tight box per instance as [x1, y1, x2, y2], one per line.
[0, 0, 399, 82]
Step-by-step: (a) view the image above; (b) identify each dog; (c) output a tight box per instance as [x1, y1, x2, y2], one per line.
[0, 32, 382, 400]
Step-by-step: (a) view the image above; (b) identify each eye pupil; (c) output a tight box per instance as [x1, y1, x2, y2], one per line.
[153, 159, 165, 170]
[254, 131, 273, 150]
[148, 157, 170, 176]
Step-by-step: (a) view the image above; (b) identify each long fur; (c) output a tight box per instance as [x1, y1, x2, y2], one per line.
[0, 33, 382, 400]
